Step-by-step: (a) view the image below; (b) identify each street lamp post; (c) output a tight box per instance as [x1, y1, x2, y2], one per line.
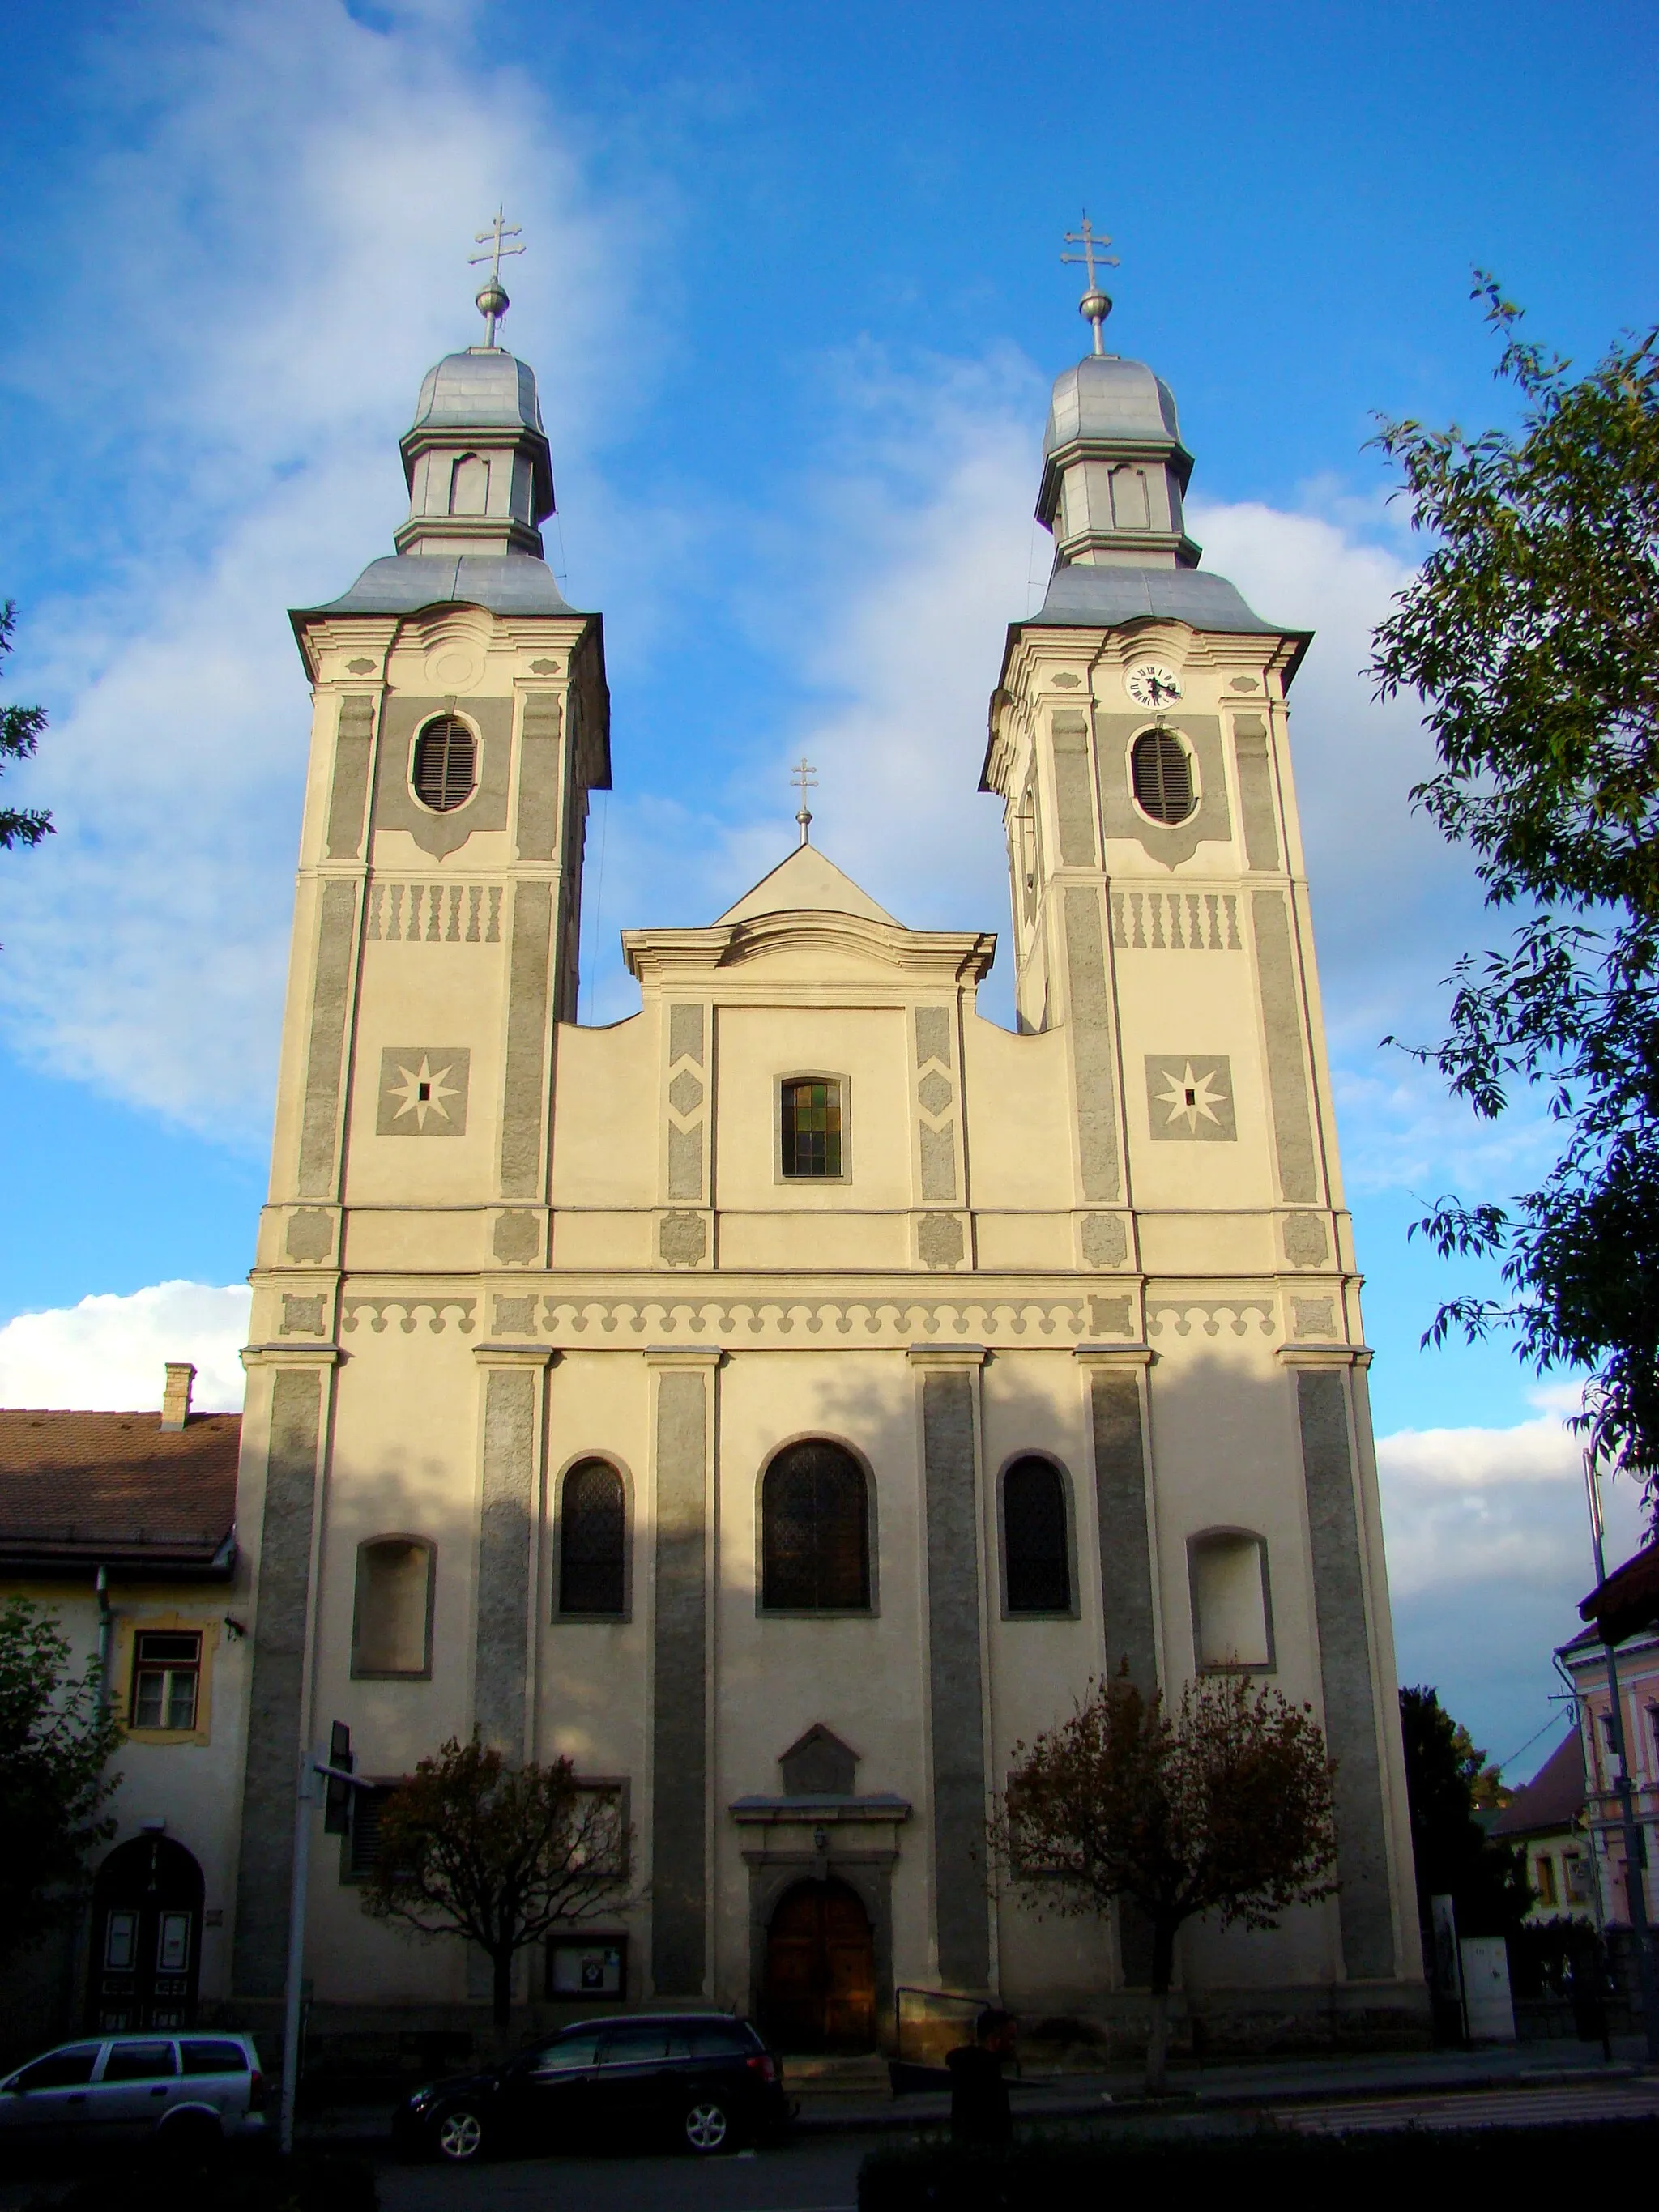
[1583, 1453, 1659, 2064]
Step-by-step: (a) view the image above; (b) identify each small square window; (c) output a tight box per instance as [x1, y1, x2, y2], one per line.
[781, 1080, 842, 1178]
[132, 1630, 202, 1731]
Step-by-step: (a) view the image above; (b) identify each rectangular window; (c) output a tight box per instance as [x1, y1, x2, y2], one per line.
[781, 1079, 842, 1178]
[1534, 1855, 1557, 1907]
[132, 1631, 202, 1731]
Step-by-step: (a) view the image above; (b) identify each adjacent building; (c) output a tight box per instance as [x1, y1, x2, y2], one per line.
[0, 1367, 246, 2052]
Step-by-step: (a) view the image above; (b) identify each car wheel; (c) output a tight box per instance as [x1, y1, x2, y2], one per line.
[156, 2111, 223, 2162]
[434, 2105, 488, 2163]
[683, 2099, 731, 2154]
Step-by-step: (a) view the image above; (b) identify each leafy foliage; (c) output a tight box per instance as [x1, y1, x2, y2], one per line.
[0, 1597, 122, 1960]
[1370, 281, 1659, 1482]
[360, 1735, 633, 2025]
[0, 600, 52, 858]
[993, 1671, 1336, 2088]
[1397, 1686, 1533, 1940]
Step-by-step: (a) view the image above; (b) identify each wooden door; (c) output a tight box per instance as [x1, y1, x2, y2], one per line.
[87, 1836, 203, 2031]
[764, 1880, 875, 2052]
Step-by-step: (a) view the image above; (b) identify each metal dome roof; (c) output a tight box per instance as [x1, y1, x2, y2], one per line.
[1043, 353, 1181, 456]
[411, 348, 544, 435]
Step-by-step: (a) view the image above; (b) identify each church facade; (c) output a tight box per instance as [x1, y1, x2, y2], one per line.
[227, 300, 1425, 2048]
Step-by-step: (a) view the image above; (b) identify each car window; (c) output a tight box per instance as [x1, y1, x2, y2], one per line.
[100, 2042, 177, 2083]
[180, 2041, 249, 2077]
[685, 2023, 753, 2059]
[529, 2034, 600, 2075]
[14, 2047, 101, 2091]
[599, 2025, 674, 2065]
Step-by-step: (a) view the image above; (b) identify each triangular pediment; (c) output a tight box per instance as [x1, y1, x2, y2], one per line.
[718, 845, 896, 927]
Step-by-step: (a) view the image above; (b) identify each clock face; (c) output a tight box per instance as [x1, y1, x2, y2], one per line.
[1125, 663, 1183, 710]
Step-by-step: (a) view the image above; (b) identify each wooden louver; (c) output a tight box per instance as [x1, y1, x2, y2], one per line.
[412, 715, 478, 812]
[1130, 727, 1194, 825]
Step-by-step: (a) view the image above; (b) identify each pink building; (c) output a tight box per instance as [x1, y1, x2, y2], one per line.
[1557, 1620, 1659, 1929]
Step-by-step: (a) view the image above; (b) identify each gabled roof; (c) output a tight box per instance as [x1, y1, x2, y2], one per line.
[1489, 1728, 1588, 1841]
[0, 1409, 241, 1579]
[1580, 1537, 1659, 1647]
[717, 844, 896, 926]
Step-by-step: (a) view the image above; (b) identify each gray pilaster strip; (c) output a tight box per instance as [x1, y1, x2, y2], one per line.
[1295, 1369, 1395, 1979]
[1233, 722, 1281, 871]
[1089, 1371, 1156, 1690]
[325, 700, 375, 860]
[1063, 887, 1120, 1204]
[920, 1370, 990, 1989]
[515, 696, 562, 859]
[232, 1367, 322, 1997]
[651, 1369, 709, 1993]
[476, 1367, 536, 1752]
[915, 1007, 952, 1068]
[296, 880, 359, 1201]
[667, 1125, 703, 1201]
[1051, 712, 1098, 867]
[1251, 890, 1318, 1204]
[498, 880, 553, 1200]
[919, 1124, 957, 1200]
[668, 1004, 705, 1066]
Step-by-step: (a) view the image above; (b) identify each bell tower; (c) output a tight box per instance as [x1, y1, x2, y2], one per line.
[229, 249, 610, 2002]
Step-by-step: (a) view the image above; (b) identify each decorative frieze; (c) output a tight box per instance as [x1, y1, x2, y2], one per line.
[1112, 889, 1241, 952]
[365, 880, 502, 944]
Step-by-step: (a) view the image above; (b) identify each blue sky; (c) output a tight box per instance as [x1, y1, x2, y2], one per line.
[1, 0, 1654, 1772]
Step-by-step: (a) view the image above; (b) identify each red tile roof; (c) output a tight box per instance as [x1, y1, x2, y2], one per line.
[1490, 1728, 1587, 1840]
[0, 1409, 241, 1576]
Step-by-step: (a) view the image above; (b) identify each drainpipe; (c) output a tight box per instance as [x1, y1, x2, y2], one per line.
[95, 1566, 113, 1719]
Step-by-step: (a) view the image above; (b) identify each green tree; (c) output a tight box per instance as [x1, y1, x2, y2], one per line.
[1397, 1686, 1532, 1941]
[992, 1671, 1337, 2094]
[0, 1598, 123, 1959]
[1371, 283, 1659, 1485]
[360, 1736, 633, 2029]
[1, 600, 52, 859]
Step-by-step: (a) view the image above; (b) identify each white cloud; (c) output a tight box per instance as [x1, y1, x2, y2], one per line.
[0, 1282, 252, 1413]
[1376, 1389, 1651, 1772]
[0, 0, 641, 1139]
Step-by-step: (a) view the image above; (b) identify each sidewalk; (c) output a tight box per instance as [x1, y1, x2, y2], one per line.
[298, 2035, 1654, 2150]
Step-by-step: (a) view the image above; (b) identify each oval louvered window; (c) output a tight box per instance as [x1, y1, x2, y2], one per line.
[1130, 727, 1195, 825]
[412, 716, 477, 812]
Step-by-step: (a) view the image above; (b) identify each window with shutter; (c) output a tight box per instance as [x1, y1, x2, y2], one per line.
[411, 716, 477, 812]
[1130, 728, 1195, 825]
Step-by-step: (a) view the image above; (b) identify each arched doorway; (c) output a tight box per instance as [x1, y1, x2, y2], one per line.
[763, 1879, 876, 2052]
[87, 1835, 204, 2031]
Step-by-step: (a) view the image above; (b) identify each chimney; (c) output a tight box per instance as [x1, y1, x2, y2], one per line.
[160, 1362, 197, 1431]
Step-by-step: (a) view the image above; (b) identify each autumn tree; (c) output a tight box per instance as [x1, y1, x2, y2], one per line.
[993, 1671, 1337, 2093]
[0, 1597, 122, 1957]
[1371, 282, 1659, 1485]
[360, 1736, 633, 2028]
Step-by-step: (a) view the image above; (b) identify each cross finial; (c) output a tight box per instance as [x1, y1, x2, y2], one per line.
[1061, 213, 1119, 356]
[791, 757, 817, 846]
[469, 208, 525, 347]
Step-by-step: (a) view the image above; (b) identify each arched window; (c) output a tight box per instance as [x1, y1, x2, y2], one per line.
[1130, 728, 1195, 825]
[558, 1460, 627, 1617]
[761, 1441, 869, 1610]
[412, 716, 477, 812]
[1002, 1457, 1071, 1614]
[1188, 1530, 1273, 1671]
[352, 1537, 434, 1676]
[449, 451, 490, 514]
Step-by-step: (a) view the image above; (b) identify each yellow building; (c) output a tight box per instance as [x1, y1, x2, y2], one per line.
[226, 289, 1425, 2052]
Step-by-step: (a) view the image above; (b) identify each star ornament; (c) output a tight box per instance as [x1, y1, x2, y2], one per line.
[389, 1055, 460, 1131]
[1156, 1061, 1227, 1135]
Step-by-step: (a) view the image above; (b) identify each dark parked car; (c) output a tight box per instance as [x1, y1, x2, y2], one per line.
[394, 2013, 789, 2163]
